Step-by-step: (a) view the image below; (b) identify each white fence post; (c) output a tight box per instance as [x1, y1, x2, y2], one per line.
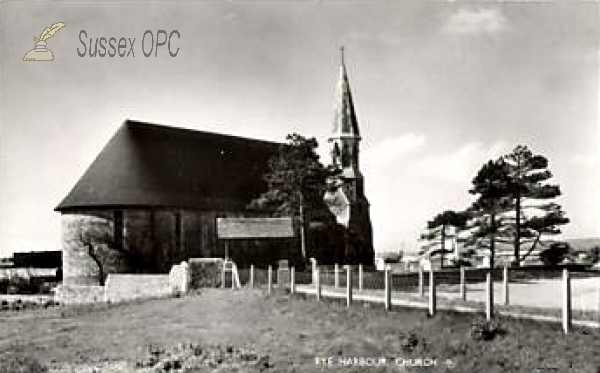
[384, 268, 391, 311]
[221, 263, 226, 289]
[311, 258, 318, 285]
[428, 269, 436, 316]
[290, 267, 295, 294]
[359, 264, 363, 291]
[334, 264, 339, 289]
[250, 265, 254, 289]
[231, 265, 235, 290]
[486, 272, 494, 320]
[233, 264, 241, 290]
[503, 266, 509, 305]
[460, 266, 466, 301]
[316, 267, 321, 301]
[268, 265, 272, 295]
[346, 265, 352, 307]
[562, 269, 571, 334]
[419, 265, 424, 298]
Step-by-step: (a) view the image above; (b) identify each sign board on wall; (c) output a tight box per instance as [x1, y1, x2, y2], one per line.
[216, 217, 294, 239]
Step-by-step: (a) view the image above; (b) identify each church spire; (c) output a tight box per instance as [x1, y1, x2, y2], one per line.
[331, 46, 361, 139]
[324, 48, 374, 265]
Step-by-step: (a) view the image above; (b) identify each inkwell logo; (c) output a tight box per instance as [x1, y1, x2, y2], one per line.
[23, 22, 66, 61]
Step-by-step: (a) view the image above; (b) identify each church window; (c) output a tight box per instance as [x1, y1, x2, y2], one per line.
[342, 144, 350, 166]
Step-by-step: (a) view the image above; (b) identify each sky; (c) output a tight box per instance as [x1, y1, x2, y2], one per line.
[1, 1, 598, 257]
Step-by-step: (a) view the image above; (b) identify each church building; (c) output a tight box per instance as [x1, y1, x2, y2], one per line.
[55, 122, 296, 284]
[55, 53, 375, 284]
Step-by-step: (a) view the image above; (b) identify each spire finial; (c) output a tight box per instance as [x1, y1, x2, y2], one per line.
[340, 46, 345, 66]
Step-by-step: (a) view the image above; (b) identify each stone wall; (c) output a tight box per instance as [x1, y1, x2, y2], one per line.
[55, 261, 192, 305]
[54, 284, 105, 305]
[104, 274, 172, 303]
[169, 261, 190, 293]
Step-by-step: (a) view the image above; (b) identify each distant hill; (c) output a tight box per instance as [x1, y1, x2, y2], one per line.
[563, 238, 600, 253]
[458, 238, 600, 255]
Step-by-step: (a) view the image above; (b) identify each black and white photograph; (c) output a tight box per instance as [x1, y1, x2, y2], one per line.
[1, 1, 599, 372]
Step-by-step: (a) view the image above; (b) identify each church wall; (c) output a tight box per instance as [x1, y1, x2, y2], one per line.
[122, 210, 156, 272]
[61, 208, 301, 285]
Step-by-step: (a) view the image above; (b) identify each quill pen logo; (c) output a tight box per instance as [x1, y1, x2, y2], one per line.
[23, 22, 66, 61]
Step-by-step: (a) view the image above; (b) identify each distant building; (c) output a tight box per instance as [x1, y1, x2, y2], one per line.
[13, 250, 62, 268]
[0, 257, 13, 268]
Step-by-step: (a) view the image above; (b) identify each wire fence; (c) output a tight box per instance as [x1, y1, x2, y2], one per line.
[232, 264, 598, 292]
[229, 263, 599, 334]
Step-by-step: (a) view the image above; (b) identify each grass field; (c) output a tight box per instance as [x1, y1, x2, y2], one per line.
[1, 288, 599, 372]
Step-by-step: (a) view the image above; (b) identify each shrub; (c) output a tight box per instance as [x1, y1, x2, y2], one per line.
[6, 274, 40, 294]
[188, 258, 223, 289]
[539, 242, 571, 267]
[37, 281, 55, 294]
[135, 342, 272, 371]
[470, 315, 505, 341]
[0, 355, 48, 373]
[399, 332, 427, 353]
[590, 246, 599, 264]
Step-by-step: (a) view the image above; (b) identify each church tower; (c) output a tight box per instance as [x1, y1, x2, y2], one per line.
[327, 48, 374, 264]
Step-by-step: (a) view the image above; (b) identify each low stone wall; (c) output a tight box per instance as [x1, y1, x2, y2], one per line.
[104, 274, 172, 303]
[54, 284, 105, 305]
[54, 261, 197, 305]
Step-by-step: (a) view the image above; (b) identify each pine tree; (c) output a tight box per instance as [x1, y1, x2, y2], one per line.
[247, 133, 341, 260]
[420, 210, 470, 268]
[502, 145, 569, 266]
[465, 159, 514, 269]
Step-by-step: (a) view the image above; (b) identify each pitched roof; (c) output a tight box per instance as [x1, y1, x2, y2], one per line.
[55, 120, 281, 212]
